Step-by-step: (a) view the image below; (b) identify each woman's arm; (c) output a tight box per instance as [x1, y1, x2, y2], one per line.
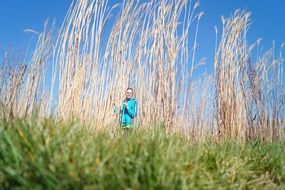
[125, 100, 138, 118]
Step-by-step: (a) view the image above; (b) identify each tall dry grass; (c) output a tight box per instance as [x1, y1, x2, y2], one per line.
[0, 48, 27, 119]
[0, 22, 54, 120]
[51, 0, 203, 130]
[0, 1, 284, 141]
[247, 44, 285, 140]
[214, 11, 253, 140]
[214, 11, 285, 141]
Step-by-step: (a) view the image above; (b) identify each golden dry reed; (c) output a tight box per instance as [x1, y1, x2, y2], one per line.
[0, 1, 284, 141]
[214, 10, 285, 141]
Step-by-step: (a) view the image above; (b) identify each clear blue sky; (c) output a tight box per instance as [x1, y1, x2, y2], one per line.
[1, 0, 284, 67]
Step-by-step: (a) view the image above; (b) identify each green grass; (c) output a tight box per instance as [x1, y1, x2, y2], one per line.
[0, 119, 285, 189]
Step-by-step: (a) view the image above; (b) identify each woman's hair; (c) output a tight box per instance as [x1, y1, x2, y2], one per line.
[126, 87, 133, 92]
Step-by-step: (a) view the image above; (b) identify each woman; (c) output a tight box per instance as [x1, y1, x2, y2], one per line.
[114, 87, 138, 128]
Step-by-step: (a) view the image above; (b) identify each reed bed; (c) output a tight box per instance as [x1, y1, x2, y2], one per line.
[0, 0, 284, 141]
[214, 11, 285, 141]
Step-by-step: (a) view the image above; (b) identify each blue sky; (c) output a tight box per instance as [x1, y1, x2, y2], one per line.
[0, 0, 284, 68]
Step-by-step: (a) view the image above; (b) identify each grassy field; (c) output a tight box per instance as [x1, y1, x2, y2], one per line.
[1, 0, 284, 189]
[1, 119, 285, 189]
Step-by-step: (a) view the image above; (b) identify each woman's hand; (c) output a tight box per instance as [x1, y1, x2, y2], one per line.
[123, 102, 128, 109]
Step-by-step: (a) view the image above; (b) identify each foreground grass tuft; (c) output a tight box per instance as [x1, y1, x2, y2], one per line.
[0, 119, 285, 189]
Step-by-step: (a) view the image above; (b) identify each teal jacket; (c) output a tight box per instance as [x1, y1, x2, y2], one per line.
[115, 98, 138, 127]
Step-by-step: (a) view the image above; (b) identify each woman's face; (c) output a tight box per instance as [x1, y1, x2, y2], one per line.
[125, 89, 133, 99]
